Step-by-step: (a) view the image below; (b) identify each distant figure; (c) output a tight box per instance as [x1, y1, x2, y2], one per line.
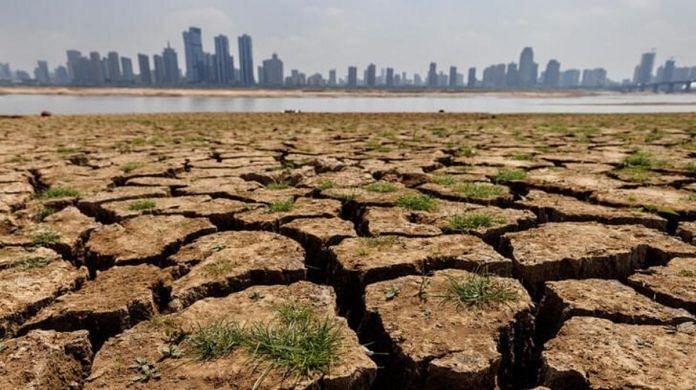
[40, 110, 52, 117]
[438, 109, 445, 113]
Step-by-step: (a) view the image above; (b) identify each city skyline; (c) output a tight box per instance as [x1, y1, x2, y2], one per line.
[1, 0, 695, 79]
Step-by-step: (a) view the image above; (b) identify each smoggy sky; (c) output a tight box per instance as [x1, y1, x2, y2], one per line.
[1, 0, 694, 80]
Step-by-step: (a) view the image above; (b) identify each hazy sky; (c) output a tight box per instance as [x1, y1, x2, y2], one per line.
[2, 0, 694, 80]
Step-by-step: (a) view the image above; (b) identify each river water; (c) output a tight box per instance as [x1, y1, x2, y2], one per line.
[1, 93, 695, 115]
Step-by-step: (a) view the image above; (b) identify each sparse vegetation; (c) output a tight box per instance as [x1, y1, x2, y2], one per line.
[31, 230, 61, 246]
[395, 194, 438, 211]
[365, 182, 398, 193]
[185, 303, 343, 384]
[451, 182, 506, 199]
[493, 168, 527, 182]
[441, 271, 518, 308]
[266, 181, 292, 190]
[38, 186, 80, 199]
[128, 357, 160, 383]
[120, 162, 144, 173]
[7, 256, 54, 270]
[619, 150, 663, 169]
[128, 200, 156, 211]
[677, 269, 695, 277]
[446, 213, 504, 232]
[35, 207, 57, 221]
[267, 199, 294, 213]
[316, 179, 334, 190]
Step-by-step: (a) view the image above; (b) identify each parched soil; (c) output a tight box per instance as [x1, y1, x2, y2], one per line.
[0, 112, 694, 389]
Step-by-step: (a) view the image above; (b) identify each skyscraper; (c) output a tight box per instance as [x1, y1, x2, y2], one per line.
[560, 69, 581, 88]
[65, 50, 82, 82]
[89, 52, 105, 85]
[138, 54, 152, 85]
[106, 52, 121, 83]
[328, 69, 337, 86]
[506, 63, 519, 88]
[518, 47, 538, 88]
[214, 35, 234, 84]
[121, 57, 134, 83]
[183, 27, 204, 82]
[365, 63, 376, 87]
[386, 67, 394, 87]
[427, 62, 438, 87]
[448, 66, 457, 88]
[662, 59, 675, 83]
[162, 43, 180, 85]
[347, 66, 357, 88]
[261, 53, 284, 86]
[34, 61, 50, 84]
[636, 51, 656, 85]
[467, 67, 477, 88]
[238, 34, 255, 86]
[543, 59, 561, 88]
[153, 55, 165, 85]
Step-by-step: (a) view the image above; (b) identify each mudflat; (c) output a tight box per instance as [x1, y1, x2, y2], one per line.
[0, 112, 694, 389]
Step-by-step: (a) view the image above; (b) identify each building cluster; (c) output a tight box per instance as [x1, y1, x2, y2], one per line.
[2, 27, 696, 91]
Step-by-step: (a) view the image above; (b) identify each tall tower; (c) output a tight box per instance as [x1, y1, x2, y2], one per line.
[238, 34, 255, 87]
[637, 51, 656, 84]
[518, 47, 537, 87]
[214, 35, 233, 84]
[183, 27, 203, 82]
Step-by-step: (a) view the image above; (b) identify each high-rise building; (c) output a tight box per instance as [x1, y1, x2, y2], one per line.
[0, 63, 10, 80]
[386, 67, 394, 87]
[65, 50, 82, 82]
[662, 59, 675, 83]
[183, 27, 204, 82]
[53, 65, 69, 84]
[34, 60, 50, 84]
[636, 51, 656, 85]
[518, 47, 538, 88]
[138, 54, 152, 85]
[261, 53, 284, 87]
[238, 34, 255, 86]
[89, 52, 105, 85]
[365, 63, 376, 87]
[214, 35, 234, 85]
[307, 73, 325, 87]
[448, 66, 457, 88]
[328, 69, 337, 86]
[153, 55, 165, 85]
[506, 63, 519, 88]
[581, 68, 607, 88]
[106, 52, 121, 83]
[162, 43, 180, 85]
[560, 69, 581, 88]
[482, 64, 506, 88]
[347, 66, 357, 88]
[121, 57, 134, 83]
[427, 62, 438, 87]
[543, 59, 561, 88]
[467, 67, 477, 88]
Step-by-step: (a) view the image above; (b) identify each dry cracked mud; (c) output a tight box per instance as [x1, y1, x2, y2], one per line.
[0, 112, 694, 389]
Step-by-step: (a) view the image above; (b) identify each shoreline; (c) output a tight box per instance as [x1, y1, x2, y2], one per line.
[0, 86, 609, 99]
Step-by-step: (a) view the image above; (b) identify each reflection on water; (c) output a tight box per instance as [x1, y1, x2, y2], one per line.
[0, 93, 695, 115]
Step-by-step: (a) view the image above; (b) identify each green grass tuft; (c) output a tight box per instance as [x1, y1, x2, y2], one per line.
[128, 200, 156, 211]
[432, 174, 456, 186]
[120, 162, 144, 173]
[8, 256, 54, 270]
[619, 151, 663, 169]
[441, 272, 518, 308]
[677, 269, 695, 277]
[446, 213, 504, 232]
[451, 183, 506, 199]
[35, 207, 57, 221]
[267, 199, 294, 213]
[316, 180, 334, 191]
[493, 168, 527, 182]
[39, 186, 80, 199]
[31, 230, 61, 246]
[365, 182, 398, 193]
[188, 320, 246, 360]
[395, 194, 438, 211]
[266, 182, 292, 190]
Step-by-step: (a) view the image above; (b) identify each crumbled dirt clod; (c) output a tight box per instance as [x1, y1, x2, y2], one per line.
[0, 329, 93, 389]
